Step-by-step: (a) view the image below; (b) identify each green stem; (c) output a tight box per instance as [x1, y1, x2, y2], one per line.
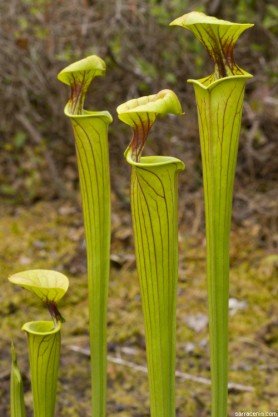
[10, 343, 26, 417]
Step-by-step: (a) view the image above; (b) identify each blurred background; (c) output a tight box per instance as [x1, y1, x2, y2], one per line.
[0, 0, 277, 416]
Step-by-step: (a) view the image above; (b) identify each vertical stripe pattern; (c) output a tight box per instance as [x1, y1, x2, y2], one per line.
[130, 157, 184, 417]
[70, 114, 111, 417]
[191, 76, 248, 417]
[23, 321, 61, 417]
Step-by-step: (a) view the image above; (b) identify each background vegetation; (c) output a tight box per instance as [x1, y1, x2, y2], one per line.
[0, 0, 277, 416]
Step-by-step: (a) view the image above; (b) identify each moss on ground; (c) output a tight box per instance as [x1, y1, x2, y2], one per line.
[0, 200, 277, 416]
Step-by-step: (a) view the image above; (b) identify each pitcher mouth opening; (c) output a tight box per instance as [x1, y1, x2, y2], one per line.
[22, 320, 61, 335]
[125, 152, 185, 172]
[188, 72, 253, 90]
[64, 104, 113, 123]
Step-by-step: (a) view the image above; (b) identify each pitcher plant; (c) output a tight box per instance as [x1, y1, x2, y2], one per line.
[170, 11, 254, 417]
[9, 269, 69, 417]
[58, 55, 113, 417]
[117, 90, 184, 417]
